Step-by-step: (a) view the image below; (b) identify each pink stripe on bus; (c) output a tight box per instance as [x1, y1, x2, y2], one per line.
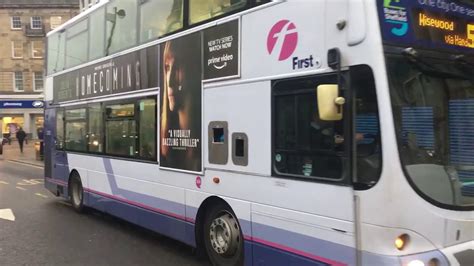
[84, 187, 190, 222]
[245, 235, 347, 266]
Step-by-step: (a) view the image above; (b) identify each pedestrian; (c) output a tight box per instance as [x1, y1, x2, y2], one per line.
[5, 132, 11, 145]
[16, 127, 27, 153]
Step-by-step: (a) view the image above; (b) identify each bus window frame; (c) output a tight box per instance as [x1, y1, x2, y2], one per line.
[102, 97, 157, 162]
[104, 101, 139, 158]
[187, 0, 249, 27]
[47, 0, 275, 75]
[60, 97, 157, 163]
[271, 72, 353, 185]
[65, 18, 89, 69]
[64, 105, 88, 153]
[87, 102, 104, 154]
[349, 65, 383, 191]
[55, 107, 66, 151]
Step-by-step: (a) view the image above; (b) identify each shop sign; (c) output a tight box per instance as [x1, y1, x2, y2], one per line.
[0, 100, 44, 109]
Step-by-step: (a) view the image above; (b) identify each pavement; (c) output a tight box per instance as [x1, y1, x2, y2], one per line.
[0, 140, 44, 168]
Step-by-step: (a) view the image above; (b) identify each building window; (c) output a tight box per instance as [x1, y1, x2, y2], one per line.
[50, 16, 63, 30]
[33, 72, 44, 92]
[31, 16, 42, 29]
[11, 16, 22, 29]
[12, 41, 23, 58]
[31, 41, 44, 58]
[13, 72, 24, 92]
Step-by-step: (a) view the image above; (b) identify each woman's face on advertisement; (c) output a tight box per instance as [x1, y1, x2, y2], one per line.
[164, 46, 183, 112]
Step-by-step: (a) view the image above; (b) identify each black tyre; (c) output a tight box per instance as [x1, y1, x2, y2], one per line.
[203, 203, 244, 266]
[69, 173, 84, 213]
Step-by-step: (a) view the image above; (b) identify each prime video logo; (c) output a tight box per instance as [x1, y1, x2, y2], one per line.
[383, 0, 409, 36]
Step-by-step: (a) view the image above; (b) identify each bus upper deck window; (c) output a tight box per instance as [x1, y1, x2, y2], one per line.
[189, 0, 247, 25]
[139, 0, 183, 43]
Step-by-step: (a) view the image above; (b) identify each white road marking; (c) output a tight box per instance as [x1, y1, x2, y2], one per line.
[0, 181, 9, 185]
[0, 209, 15, 222]
[17, 179, 43, 186]
[15, 186, 26, 191]
[35, 193, 48, 199]
[5, 160, 43, 169]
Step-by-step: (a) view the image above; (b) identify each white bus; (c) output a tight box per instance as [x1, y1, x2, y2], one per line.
[44, 0, 473, 265]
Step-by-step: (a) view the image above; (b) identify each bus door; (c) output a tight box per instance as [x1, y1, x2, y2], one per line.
[47, 108, 69, 186]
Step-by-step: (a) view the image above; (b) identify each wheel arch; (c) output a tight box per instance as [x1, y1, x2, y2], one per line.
[194, 196, 234, 255]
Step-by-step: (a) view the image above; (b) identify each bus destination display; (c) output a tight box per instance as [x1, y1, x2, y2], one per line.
[413, 9, 474, 49]
[379, 0, 474, 52]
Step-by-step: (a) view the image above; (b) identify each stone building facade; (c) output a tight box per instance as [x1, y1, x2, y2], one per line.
[0, 0, 79, 139]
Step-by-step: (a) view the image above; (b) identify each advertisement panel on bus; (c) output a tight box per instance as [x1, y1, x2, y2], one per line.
[159, 33, 202, 173]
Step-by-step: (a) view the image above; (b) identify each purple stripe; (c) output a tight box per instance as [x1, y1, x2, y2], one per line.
[247, 235, 347, 266]
[84, 188, 191, 222]
[251, 222, 355, 265]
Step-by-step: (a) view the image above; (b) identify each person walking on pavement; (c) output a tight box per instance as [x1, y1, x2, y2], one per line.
[16, 127, 27, 153]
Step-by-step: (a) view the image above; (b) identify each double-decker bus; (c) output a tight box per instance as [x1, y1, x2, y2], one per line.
[44, 0, 473, 265]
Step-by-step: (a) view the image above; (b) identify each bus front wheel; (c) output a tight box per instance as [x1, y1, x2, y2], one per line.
[203, 203, 244, 266]
[69, 173, 84, 213]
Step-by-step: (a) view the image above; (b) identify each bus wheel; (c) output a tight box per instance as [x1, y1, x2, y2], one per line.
[69, 174, 84, 213]
[203, 203, 244, 266]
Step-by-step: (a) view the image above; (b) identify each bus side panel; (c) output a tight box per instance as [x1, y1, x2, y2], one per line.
[85, 189, 195, 247]
[203, 79, 356, 265]
[44, 107, 56, 194]
[44, 107, 70, 197]
[64, 155, 192, 245]
[241, 1, 327, 80]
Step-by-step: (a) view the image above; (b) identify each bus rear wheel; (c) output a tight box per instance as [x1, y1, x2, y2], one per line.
[69, 174, 84, 213]
[203, 203, 244, 266]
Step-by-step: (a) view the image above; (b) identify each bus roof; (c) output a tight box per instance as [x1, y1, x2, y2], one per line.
[47, 0, 109, 37]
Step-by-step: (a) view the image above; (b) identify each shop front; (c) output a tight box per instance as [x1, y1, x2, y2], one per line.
[0, 100, 44, 140]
